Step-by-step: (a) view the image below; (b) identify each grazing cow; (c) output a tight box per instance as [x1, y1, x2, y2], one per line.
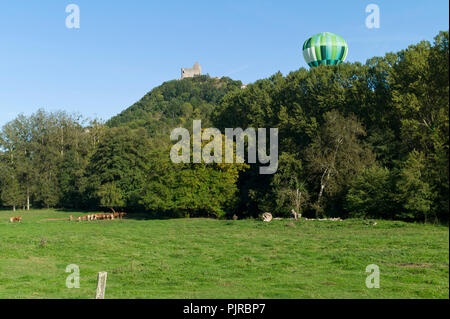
[77, 216, 82, 222]
[9, 216, 22, 223]
[119, 212, 127, 219]
[113, 212, 119, 219]
[291, 209, 301, 220]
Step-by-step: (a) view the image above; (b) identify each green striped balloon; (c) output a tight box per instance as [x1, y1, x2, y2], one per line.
[302, 32, 348, 67]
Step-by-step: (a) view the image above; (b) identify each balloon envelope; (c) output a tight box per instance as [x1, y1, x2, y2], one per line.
[303, 32, 348, 67]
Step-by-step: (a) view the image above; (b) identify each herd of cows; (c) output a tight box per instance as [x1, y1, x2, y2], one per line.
[70, 212, 127, 221]
[8, 212, 127, 223]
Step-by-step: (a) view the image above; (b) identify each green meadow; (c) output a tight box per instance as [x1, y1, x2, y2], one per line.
[0, 210, 448, 299]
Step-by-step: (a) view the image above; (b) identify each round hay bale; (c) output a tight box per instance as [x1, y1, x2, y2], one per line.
[262, 212, 273, 222]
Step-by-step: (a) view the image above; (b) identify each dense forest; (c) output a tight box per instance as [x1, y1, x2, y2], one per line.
[0, 31, 448, 222]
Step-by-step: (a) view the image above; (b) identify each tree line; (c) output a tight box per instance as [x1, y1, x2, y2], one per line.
[0, 31, 448, 222]
[212, 31, 448, 222]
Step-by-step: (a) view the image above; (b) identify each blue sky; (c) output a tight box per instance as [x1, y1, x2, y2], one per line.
[0, 0, 448, 127]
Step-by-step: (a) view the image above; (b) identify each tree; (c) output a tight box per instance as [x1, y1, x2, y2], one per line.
[396, 150, 435, 222]
[0, 115, 34, 210]
[139, 133, 248, 218]
[306, 110, 374, 217]
[345, 166, 395, 219]
[0, 110, 103, 210]
[107, 76, 242, 137]
[0, 165, 24, 211]
[389, 32, 449, 221]
[271, 152, 309, 217]
[83, 126, 151, 211]
[97, 182, 125, 213]
[0, 32, 447, 222]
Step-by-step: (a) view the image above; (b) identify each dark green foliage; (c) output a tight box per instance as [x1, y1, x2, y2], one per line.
[305, 110, 374, 217]
[396, 150, 435, 222]
[107, 75, 242, 135]
[270, 152, 309, 217]
[138, 144, 245, 218]
[83, 127, 151, 211]
[0, 163, 24, 210]
[212, 31, 448, 221]
[0, 32, 448, 222]
[0, 110, 102, 210]
[345, 166, 395, 219]
[97, 182, 126, 212]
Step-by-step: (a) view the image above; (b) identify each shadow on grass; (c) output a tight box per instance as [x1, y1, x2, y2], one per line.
[54, 208, 190, 221]
[123, 211, 220, 221]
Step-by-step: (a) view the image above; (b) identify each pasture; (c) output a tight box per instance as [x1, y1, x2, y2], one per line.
[0, 210, 448, 299]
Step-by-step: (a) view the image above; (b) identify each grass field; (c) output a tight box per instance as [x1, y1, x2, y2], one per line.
[0, 209, 448, 299]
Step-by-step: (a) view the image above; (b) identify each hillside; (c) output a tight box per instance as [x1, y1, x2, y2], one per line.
[107, 75, 242, 135]
[1, 32, 448, 221]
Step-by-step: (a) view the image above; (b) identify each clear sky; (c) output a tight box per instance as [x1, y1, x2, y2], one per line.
[0, 0, 448, 127]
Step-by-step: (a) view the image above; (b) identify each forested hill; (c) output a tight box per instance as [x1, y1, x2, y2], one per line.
[106, 75, 242, 134]
[1, 31, 448, 222]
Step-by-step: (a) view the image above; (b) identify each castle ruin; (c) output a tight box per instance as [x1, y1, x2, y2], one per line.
[181, 62, 201, 79]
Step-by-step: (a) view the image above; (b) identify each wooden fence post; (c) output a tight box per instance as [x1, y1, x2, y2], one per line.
[95, 272, 107, 299]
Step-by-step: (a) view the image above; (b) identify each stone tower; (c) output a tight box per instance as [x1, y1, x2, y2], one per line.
[181, 62, 201, 79]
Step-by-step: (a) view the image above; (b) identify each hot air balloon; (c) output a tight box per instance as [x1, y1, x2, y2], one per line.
[302, 32, 348, 67]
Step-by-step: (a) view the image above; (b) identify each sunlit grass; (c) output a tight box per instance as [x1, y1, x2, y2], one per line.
[0, 209, 448, 299]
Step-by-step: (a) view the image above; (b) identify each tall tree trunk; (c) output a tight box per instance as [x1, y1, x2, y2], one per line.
[60, 127, 64, 157]
[318, 184, 325, 202]
[26, 187, 30, 211]
[13, 205, 16, 212]
[315, 137, 343, 217]
[317, 170, 330, 202]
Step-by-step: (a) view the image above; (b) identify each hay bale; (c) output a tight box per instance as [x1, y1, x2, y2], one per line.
[261, 212, 273, 222]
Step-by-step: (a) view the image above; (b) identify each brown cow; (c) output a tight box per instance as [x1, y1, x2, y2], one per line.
[9, 216, 22, 223]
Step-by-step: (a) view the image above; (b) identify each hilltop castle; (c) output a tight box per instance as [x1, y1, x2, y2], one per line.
[181, 62, 201, 79]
